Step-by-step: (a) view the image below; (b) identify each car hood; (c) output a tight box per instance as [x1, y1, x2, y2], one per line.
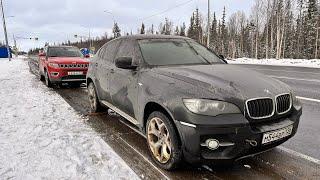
[152, 64, 291, 100]
[48, 57, 89, 64]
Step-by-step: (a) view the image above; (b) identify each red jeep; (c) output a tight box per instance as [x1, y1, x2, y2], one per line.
[39, 46, 89, 87]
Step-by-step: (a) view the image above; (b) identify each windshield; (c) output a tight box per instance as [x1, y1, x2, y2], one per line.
[138, 39, 224, 66]
[48, 47, 83, 57]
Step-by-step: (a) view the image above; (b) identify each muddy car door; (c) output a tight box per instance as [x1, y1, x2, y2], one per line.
[108, 39, 140, 124]
[95, 40, 121, 103]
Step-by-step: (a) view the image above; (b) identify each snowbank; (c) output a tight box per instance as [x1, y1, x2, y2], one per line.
[227, 58, 320, 68]
[0, 58, 139, 179]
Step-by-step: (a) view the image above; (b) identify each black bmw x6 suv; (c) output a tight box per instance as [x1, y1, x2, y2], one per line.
[86, 35, 302, 170]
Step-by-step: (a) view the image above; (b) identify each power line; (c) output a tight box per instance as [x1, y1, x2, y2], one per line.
[141, 0, 195, 21]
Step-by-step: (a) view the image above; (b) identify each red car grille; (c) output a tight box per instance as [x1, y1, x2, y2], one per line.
[59, 64, 88, 68]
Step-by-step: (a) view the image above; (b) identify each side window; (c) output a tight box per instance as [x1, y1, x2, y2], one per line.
[46, 47, 51, 57]
[102, 40, 120, 62]
[115, 39, 140, 65]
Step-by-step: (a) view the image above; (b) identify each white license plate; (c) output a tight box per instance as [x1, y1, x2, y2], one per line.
[262, 125, 293, 144]
[68, 71, 83, 75]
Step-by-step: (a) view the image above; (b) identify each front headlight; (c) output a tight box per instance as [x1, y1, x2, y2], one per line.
[291, 91, 302, 110]
[48, 63, 59, 68]
[183, 99, 241, 116]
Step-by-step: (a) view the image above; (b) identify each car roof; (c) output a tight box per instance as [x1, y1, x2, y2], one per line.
[47, 45, 77, 48]
[116, 34, 191, 41]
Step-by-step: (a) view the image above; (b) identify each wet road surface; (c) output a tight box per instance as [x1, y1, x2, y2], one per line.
[27, 57, 319, 179]
[238, 64, 320, 159]
[54, 87, 320, 180]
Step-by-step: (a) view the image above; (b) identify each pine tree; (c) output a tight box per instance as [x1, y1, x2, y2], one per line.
[175, 26, 180, 35]
[187, 13, 195, 38]
[305, 0, 318, 59]
[194, 8, 203, 43]
[283, 0, 294, 58]
[187, 8, 203, 43]
[209, 12, 218, 51]
[221, 7, 227, 56]
[160, 18, 173, 35]
[180, 23, 186, 36]
[294, 0, 305, 58]
[112, 22, 121, 38]
[151, 24, 154, 34]
[140, 23, 145, 34]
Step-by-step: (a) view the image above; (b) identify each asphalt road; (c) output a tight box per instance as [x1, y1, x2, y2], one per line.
[237, 64, 320, 160]
[27, 57, 319, 180]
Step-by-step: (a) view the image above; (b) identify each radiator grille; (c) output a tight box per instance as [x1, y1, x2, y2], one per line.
[246, 98, 274, 119]
[59, 64, 88, 69]
[276, 94, 291, 114]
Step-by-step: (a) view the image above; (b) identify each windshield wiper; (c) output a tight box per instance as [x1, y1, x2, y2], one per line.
[186, 41, 211, 64]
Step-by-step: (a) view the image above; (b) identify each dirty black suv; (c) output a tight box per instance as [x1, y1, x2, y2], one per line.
[86, 35, 302, 170]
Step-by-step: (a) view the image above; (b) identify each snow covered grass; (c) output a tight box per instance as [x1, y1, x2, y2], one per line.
[227, 58, 320, 68]
[0, 58, 139, 179]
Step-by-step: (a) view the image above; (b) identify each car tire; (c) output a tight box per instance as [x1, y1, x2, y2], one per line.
[39, 74, 45, 81]
[88, 82, 102, 113]
[146, 111, 182, 170]
[44, 70, 52, 88]
[39, 67, 45, 81]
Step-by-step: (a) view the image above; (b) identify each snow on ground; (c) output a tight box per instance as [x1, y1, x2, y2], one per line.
[227, 58, 320, 68]
[0, 58, 139, 179]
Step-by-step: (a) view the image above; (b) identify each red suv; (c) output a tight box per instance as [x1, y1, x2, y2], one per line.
[39, 46, 89, 87]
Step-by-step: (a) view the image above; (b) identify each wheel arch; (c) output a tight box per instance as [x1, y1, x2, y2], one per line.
[143, 101, 182, 145]
[86, 77, 93, 87]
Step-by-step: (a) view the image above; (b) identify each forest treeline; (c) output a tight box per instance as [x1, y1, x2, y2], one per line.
[29, 0, 319, 59]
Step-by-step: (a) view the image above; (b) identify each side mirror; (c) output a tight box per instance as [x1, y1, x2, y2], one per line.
[219, 55, 228, 64]
[39, 52, 46, 57]
[84, 54, 90, 58]
[115, 57, 137, 70]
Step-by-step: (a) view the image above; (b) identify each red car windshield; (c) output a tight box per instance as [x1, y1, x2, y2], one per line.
[48, 47, 83, 58]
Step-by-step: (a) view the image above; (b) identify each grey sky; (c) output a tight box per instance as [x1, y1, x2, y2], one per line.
[2, 0, 254, 51]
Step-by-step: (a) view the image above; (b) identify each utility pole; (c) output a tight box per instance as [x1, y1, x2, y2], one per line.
[88, 28, 92, 50]
[207, 0, 210, 47]
[0, 0, 10, 61]
[13, 34, 17, 57]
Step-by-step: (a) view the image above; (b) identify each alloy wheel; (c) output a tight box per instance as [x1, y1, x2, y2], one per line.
[147, 117, 172, 164]
[88, 83, 97, 111]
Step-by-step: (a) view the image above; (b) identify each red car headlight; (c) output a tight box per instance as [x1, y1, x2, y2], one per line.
[48, 63, 59, 68]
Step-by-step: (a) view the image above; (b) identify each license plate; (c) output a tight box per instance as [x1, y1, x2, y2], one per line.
[68, 71, 83, 75]
[262, 125, 293, 144]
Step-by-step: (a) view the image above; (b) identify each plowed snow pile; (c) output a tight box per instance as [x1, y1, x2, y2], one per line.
[227, 58, 320, 68]
[0, 58, 139, 179]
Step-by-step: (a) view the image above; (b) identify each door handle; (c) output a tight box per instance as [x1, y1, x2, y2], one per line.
[95, 62, 98, 67]
[110, 69, 115, 73]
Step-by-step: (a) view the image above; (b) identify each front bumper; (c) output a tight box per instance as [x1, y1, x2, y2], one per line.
[50, 75, 87, 83]
[47, 67, 88, 83]
[174, 107, 302, 164]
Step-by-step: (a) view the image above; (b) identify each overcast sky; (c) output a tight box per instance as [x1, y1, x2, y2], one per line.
[2, 0, 254, 51]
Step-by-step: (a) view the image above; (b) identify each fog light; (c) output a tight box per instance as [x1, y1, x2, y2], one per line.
[206, 139, 219, 150]
[50, 72, 59, 76]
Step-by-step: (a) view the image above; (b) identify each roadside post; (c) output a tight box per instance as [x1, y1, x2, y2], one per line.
[0, 0, 10, 61]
